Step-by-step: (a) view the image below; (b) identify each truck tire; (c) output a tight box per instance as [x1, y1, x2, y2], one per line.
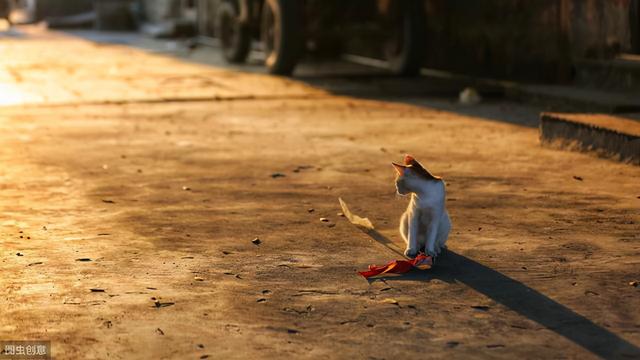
[261, 0, 304, 76]
[216, 1, 251, 63]
[385, 0, 425, 76]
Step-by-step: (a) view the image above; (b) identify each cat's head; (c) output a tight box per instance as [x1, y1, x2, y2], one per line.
[392, 155, 441, 195]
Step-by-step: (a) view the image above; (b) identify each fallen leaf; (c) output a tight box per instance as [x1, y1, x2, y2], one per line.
[446, 341, 460, 348]
[383, 298, 399, 305]
[629, 281, 639, 287]
[153, 300, 175, 308]
[339, 198, 374, 230]
[252, 237, 261, 245]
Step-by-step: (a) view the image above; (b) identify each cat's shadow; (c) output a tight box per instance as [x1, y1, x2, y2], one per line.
[365, 231, 640, 359]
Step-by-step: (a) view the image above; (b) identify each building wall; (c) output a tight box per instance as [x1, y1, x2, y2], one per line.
[567, 0, 633, 58]
[421, 0, 634, 83]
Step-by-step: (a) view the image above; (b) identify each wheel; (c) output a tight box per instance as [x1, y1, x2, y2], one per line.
[216, 1, 251, 64]
[384, 0, 425, 76]
[261, 0, 304, 76]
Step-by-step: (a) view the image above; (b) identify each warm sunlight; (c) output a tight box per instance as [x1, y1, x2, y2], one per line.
[0, 83, 38, 106]
[0, 19, 9, 32]
[1, 1, 638, 359]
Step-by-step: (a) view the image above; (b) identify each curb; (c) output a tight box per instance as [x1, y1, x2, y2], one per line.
[539, 113, 640, 165]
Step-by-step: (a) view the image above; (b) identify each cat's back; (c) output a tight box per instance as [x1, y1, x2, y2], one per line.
[417, 179, 446, 207]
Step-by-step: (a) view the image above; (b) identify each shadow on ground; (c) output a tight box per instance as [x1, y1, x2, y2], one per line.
[367, 234, 640, 359]
[61, 29, 542, 128]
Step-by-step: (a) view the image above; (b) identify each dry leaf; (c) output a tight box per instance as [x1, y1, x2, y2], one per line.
[339, 198, 374, 230]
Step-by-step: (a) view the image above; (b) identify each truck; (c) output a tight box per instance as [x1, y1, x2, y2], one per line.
[198, 0, 425, 76]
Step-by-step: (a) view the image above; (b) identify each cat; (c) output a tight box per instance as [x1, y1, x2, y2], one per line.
[392, 155, 451, 259]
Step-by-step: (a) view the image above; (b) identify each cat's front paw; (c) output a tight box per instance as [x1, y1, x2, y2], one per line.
[404, 248, 418, 259]
[426, 248, 438, 258]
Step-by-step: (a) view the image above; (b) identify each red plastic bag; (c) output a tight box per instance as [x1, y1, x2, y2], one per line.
[358, 253, 433, 278]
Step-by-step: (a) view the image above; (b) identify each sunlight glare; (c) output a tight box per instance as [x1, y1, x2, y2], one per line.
[0, 84, 40, 106]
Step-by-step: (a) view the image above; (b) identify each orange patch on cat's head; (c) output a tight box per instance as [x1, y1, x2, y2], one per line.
[403, 154, 417, 166]
[397, 155, 442, 180]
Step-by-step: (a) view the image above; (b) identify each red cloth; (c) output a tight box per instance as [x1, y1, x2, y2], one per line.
[358, 253, 433, 278]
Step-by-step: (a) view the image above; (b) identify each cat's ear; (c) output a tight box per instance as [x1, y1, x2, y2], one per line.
[403, 154, 417, 166]
[403, 155, 442, 180]
[392, 162, 407, 175]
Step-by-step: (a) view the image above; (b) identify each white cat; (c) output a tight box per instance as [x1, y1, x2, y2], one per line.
[392, 155, 451, 259]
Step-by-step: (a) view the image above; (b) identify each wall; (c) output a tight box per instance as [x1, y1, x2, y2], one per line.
[567, 0, 633, 58]
[421, 0, 634, 83]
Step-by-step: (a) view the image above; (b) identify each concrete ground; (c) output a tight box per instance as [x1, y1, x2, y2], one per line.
[1, 27, 639, 359]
